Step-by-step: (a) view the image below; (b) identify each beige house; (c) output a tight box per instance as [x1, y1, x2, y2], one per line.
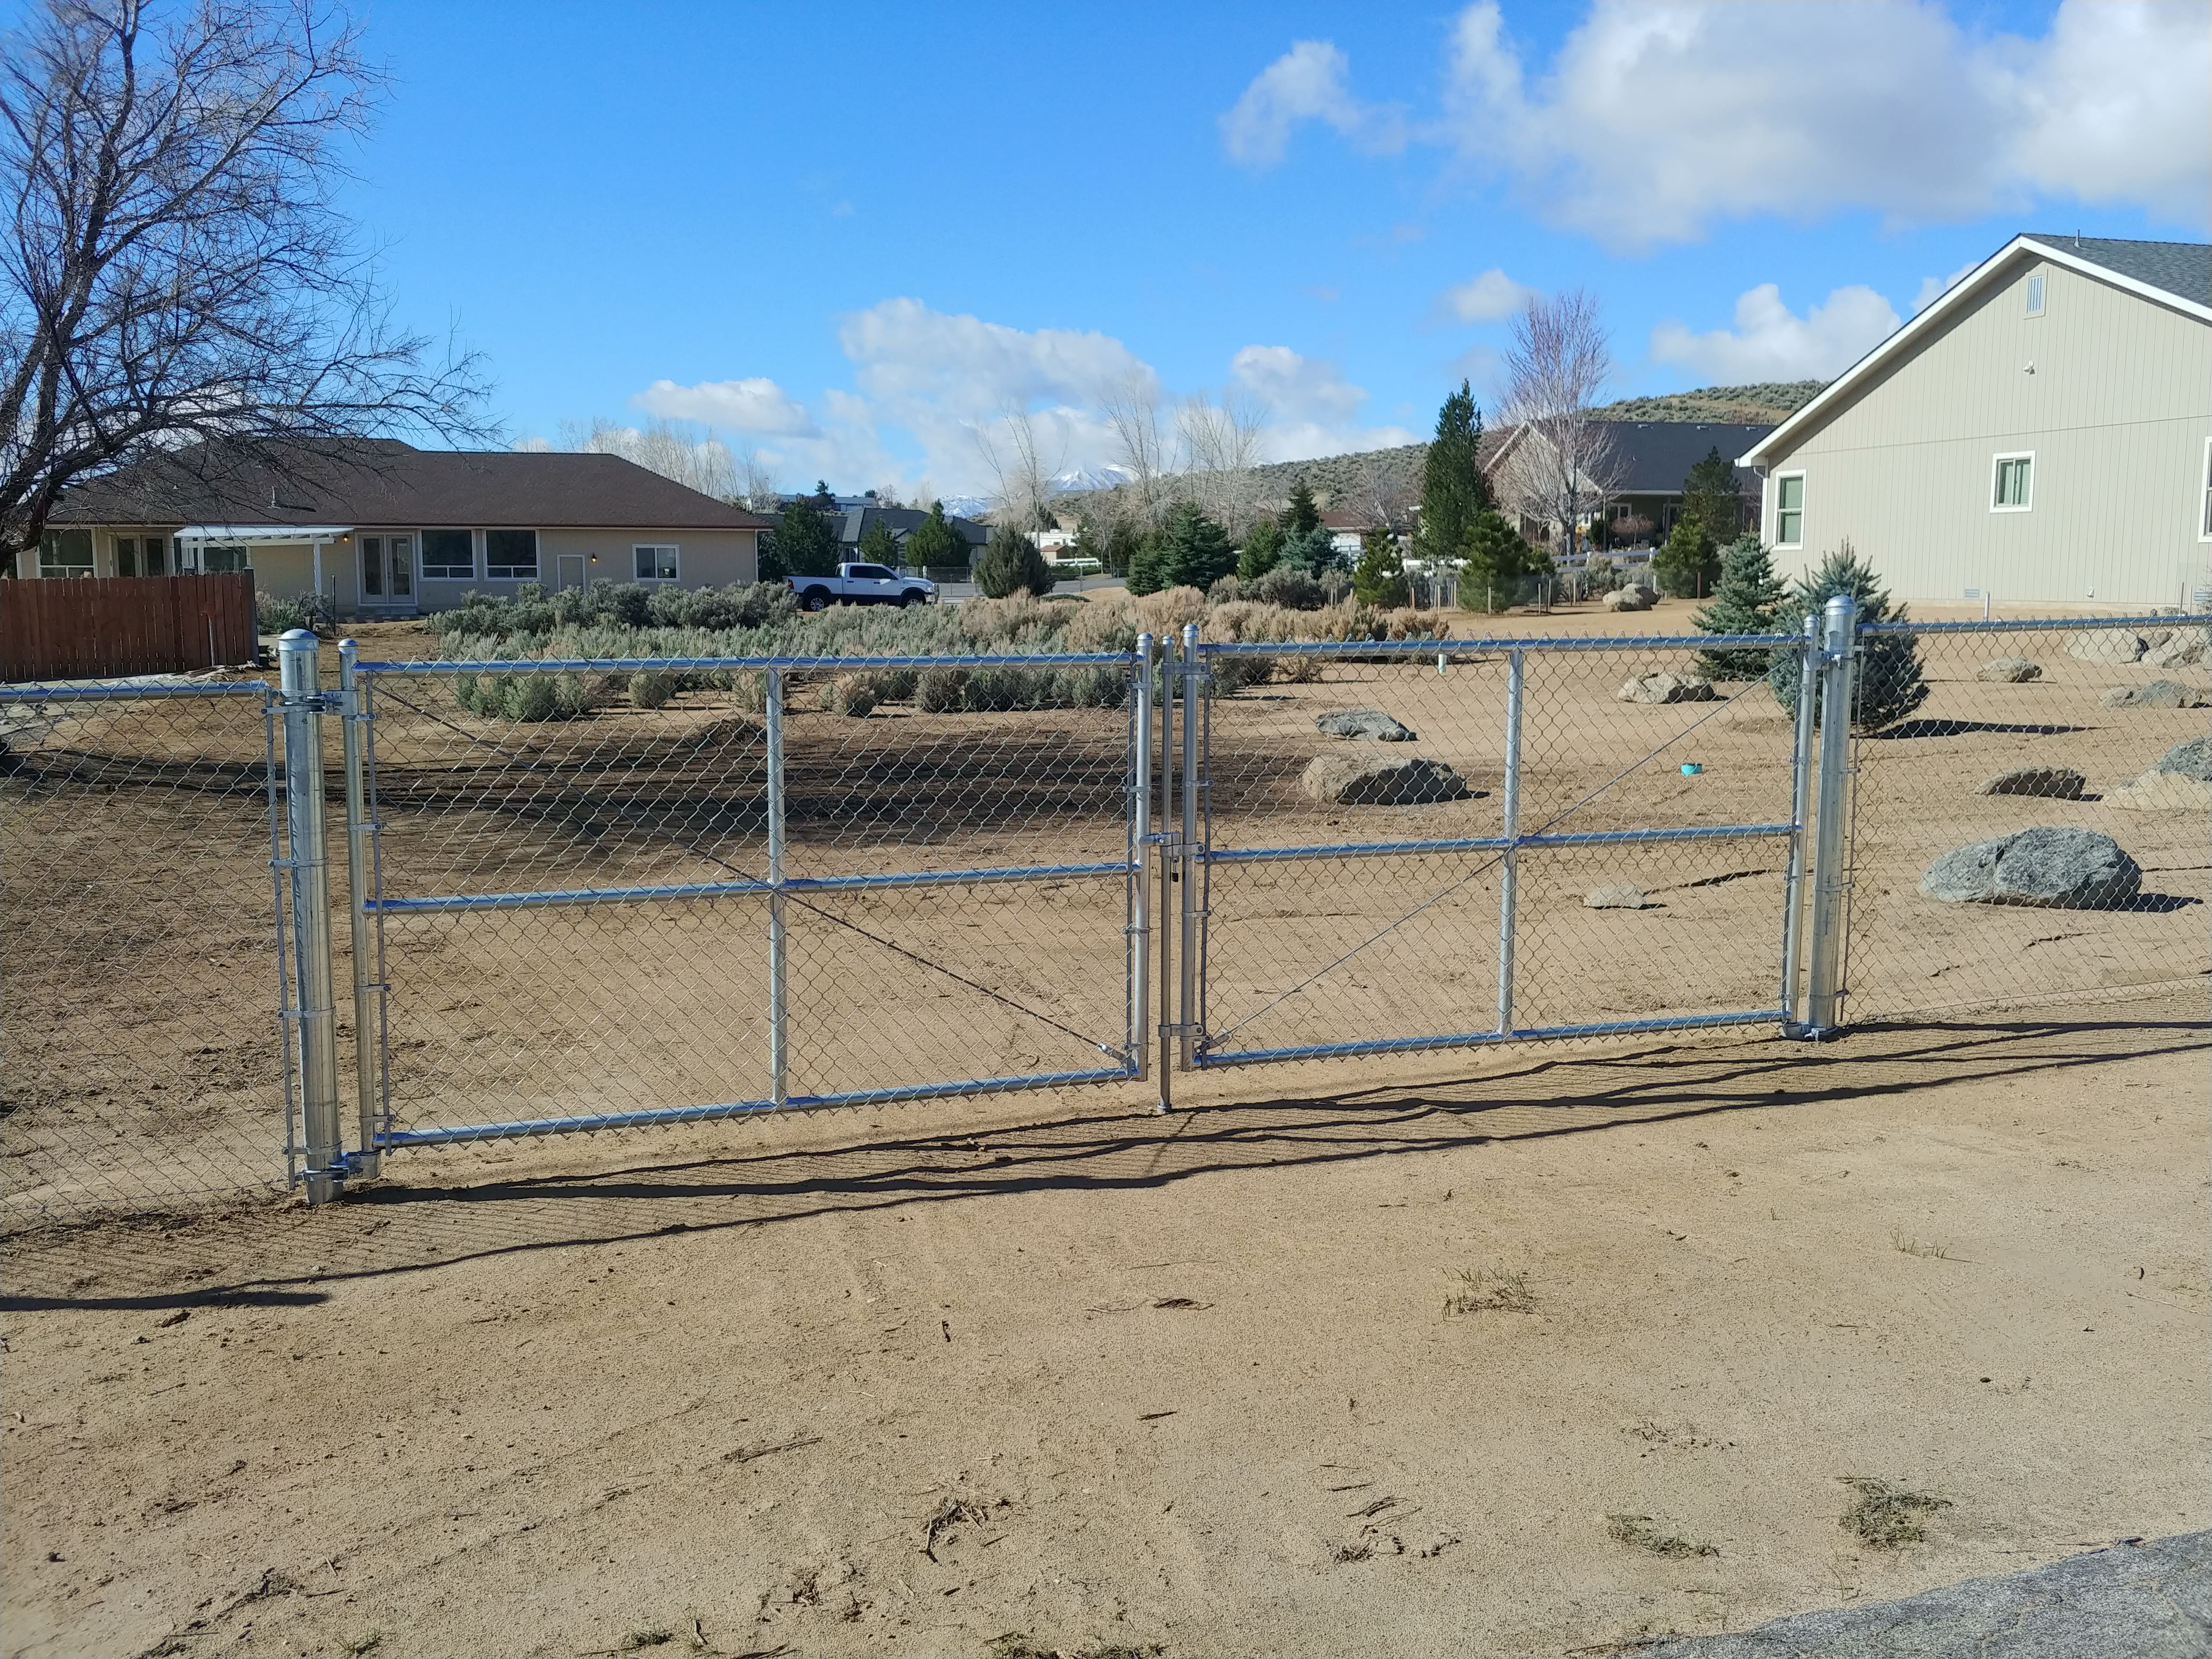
[1740, 234, 2212, 609]
[22, 438, 771, 615]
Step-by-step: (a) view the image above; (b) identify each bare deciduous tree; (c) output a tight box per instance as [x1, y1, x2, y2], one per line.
[732, 443, 780, 512]
[1097, 368, 1170, 533]
[1493, 286, 1621, 563]
[0, 0, 490, 559]
[556, 416, 737, 500]
[972, 400, 1061, 532]
[1175, 388, 1269, 535]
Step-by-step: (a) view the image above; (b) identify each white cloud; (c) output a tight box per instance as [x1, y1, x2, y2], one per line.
[1239, 1, 2209, 246]
[1438, 267, 1532, 323]
[1229, 345, 1419, 461]
[634, 376, 820, 437]
[1914, 259, 1979, 313]
[1219, 39, 1406, 169]
[1650, 284, 1901, 382]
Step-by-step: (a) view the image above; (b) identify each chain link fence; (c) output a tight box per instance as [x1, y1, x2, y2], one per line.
[3, 611, 2202, 1230]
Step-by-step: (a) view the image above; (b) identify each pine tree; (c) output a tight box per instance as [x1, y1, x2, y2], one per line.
[1693, 534, 1788, 678]
[1160, 500, 1235, 591]
[1125, 532, 1167, 596]
[1237, 519, 1285, 582]
[771, 500, 840, 578]
[903, 501, 966, 571]
[1766, 542, 1928, 732]
[1103, 516, 1144, 577]
[1276, 524, 1340, 574]
[1680, 445, 1740, 539]
[1416, 380, 1490, 566]
[1279, 478, 1321, 535]
[1458, 509, 1535, 613]
[856, 515, 899, 567]
[1351, 529, 1409, 608]
[1652, 515, 1720, 598]
[973, 526, 1055, 598]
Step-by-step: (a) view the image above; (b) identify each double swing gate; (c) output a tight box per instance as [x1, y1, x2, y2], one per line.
[255, 602, 1865, 1202]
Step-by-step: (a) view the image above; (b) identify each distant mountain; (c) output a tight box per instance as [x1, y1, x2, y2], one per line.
[1052, 464, 1134, 494]
[934, 494, 991, 520]
[1596, 381, 1825, 424]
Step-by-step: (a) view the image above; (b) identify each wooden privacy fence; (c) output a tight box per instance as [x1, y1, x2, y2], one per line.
[0, 573, 258, 682]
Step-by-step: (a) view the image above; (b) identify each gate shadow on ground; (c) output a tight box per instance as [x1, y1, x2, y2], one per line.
[7, 1001, 2203, 1311]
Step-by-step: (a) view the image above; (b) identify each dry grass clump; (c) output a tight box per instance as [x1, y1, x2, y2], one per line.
[1444, 1266, 1535, 1314]
[1838, 1477, 1952, 1548]
[1605, 1513, 1719, 1558]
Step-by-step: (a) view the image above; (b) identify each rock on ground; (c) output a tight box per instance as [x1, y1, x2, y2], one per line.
[1299, 753, 1472, 805]
[2107, 771, 2212, 813]
[2152, 734, 2212, 781]
[1602, 585, 1655, 612]
[1583, 883, 1649, 910]
[1616, 671, 1716, 705]
[2143, 630, 2208, 670]
[1975, 656, 2042, 683]
[2065, 630, 2145, 664]
[1979, 765, 2086, 799]
[2100, 680, 2203, 708]
[1605, 1530, 2211, 1659]
[1921, 826, 2143, 910]
[1315, 707, 1416, 742]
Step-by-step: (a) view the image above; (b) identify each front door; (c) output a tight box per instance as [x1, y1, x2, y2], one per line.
[556, 553, 588, 592]
[360, 536, 414, 608]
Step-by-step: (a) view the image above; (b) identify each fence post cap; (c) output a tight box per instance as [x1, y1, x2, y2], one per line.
[277, 628, 318, 648]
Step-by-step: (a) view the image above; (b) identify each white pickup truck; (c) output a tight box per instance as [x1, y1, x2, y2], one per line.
[789, 563, 938, 610]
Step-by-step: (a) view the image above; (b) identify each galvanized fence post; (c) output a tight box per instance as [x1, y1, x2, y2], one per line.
[337, 639, 381, 1178]
[1130, 634, 1155, 1086]
[765, 665, 789, 1108]
[1778, 612, 1820, 1030]
[278, 629, 344, 1202]
[1155, 630, 1179, 1107]
[1177, 621, 1201, 1072]
[1802, 595, 1859, 1037]
[1495, 646, 1525, 1035]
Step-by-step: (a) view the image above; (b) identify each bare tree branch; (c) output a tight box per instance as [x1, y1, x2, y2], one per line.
[1493, 286, 1621, 563]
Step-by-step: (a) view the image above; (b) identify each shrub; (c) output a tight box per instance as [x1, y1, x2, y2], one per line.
[1249, 566, 1326, 610]
[255, 591, 332, 634]
[509, 675, 559, 723]
[629, 669, 677, 709]
[961, 663, 1040, 712]
[1063, 596, 1142, 654]
[974, 527, 1056, 598]
[1767, 543, 1928, 732]
[1694, 535, 1789, 678]
[915, 666, 969, 712]
[1652, 516, 1720, 598]
[1207, 573, 1242, 604]
[820, 673, 878, 717]
[1351, 530, 1409, 608]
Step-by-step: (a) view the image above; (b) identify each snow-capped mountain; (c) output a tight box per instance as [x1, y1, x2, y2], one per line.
[1050, 465, 1133, 494]
[936, 495, 991, 520]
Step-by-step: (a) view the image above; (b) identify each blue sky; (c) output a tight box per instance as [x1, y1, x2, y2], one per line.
[323, 0, 2207, 496]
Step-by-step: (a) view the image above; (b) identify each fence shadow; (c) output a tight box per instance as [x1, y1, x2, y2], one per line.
[8, 1004, 2202, 1311]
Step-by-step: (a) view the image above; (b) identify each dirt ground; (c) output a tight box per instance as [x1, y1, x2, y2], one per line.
[3, 992, 2206, 1659]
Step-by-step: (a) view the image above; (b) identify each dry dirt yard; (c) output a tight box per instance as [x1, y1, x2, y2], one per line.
[5, 991, 2206, 1659]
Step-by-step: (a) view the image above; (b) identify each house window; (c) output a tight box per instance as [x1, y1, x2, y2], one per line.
[115, 535, 169, 576]
[1992, 453, 2034, 512]
[39, 529, 94, 577]
[2025, 273, 2046, 317]
[421, 529, 474, 579]
[1774, 474, 1804, 546]
[200, 544, 252, 573]
[633, 544, 679, 582]
[485, 529, 538, 579]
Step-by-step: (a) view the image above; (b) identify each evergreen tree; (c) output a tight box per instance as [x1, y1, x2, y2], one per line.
[1458, 509, 1536, 613]
[1652, 514, 1720, 598]
[772, 500, 840, 578]
[903, 501, 966, 571]
[1237, 519, 1285, 582]
[1351, 529, 1409, 608]
[1767, 542, 1928, 732]
[1125, 532, 1167, 596]
[1680, 445, 1740, 539]
[855, 515, 900, 567]
[757, 530, 789, 585]
[1693, 534, 1788, 678]
[807, 479, 837, 507]
[1276, 523, 1340, 574]
[1103, 516, 1144, 578]
[1159, 500, 1235, 591]
[1415, 380, 1490, 566]
[1279, 478, 1321, 535]
[973, 526, 1056, 598]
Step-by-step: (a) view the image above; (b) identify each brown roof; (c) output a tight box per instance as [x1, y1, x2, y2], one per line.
[50, 439, 772, 531]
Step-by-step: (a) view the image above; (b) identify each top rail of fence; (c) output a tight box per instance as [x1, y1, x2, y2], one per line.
[0, 678, 272, 701]
[1196, 631, 1809, 657]
[353, 650, 1135, 673]
[1861, 614, 2188, 636]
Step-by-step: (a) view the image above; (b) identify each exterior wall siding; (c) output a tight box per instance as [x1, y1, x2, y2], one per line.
[1759, 258, 2212, 607]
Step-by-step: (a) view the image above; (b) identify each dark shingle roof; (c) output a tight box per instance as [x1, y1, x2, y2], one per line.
[51, 439, 772, 530]
[2024, 234, 2212, 305]
[1597, 421, 1774, 494]
[838, 505, 990, 548]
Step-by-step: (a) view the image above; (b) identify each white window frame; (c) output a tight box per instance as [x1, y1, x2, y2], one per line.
[1991, 452, 2035, 514]
[1772, 471, 1805, 548]
[419, 527, 476, 580]
[2025, 272, 2046, 318]
[484, 527, 539, 581]
[632, 543, 680, 583]
[2199, 437, 2212, 543]
[38, 528, 95, 577]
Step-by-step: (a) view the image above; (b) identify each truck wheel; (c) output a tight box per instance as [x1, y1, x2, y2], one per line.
[898, 589, 926, 607]
[801, 586, 831, 611]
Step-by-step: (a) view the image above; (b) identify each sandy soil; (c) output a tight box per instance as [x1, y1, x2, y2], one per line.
[3, 992, 2206, 1659]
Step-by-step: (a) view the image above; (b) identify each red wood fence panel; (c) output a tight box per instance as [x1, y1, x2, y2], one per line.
[0, 574, 258, 682]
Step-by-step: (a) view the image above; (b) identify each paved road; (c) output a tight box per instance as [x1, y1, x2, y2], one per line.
[1595, 1532, 2211, 1658]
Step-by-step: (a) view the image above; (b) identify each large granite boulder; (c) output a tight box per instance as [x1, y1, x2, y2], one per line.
[1299, 753, 1472, 805]
[1583, 883, 1649, 910]
[1315, 707, 1416, 742]
[2153, 734, 2212, 781]
[2107, 771, 2212, 813]
[1975, 657, 2042, 683]
[1978, 765, 2085, 799]
[2101, 680, 2203, 708]
[1616, 671, 1716, 705]
[1921, 827, 2142, 909]
[2143, 630, 2208, 670]
[1602, 585, 1655, 612]
[2065, 630, 2145, 664]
